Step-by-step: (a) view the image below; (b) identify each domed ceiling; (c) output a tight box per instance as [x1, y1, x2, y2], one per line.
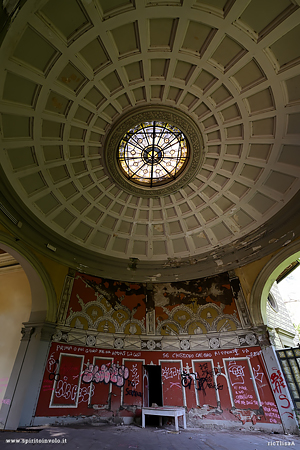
[1, 0, 300, 282]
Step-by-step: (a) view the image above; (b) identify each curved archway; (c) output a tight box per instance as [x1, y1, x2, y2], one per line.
[0, 232, 57, 429]
[0, 231, 57, 322]
[250, 240, 300, 326]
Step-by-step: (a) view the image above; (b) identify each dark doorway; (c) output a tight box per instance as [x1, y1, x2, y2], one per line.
[146, 365, 163, 407]
[144, 365, 163, 426]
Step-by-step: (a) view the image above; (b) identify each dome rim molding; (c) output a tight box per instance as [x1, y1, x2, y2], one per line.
[104, 105, 204, 198]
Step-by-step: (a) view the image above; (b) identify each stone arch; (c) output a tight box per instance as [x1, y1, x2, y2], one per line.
[250, 240, 300, 326]
[0, 231, 57, 322]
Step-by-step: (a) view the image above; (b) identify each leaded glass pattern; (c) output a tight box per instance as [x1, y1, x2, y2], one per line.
[277, 347, 300, 413]
[117, 121, 189, 187]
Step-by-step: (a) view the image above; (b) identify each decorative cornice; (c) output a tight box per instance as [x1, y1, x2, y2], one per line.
[51, 325, 261, 352]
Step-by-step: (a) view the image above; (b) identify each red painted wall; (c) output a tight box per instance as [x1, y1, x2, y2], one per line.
[35, 343, 281, 426]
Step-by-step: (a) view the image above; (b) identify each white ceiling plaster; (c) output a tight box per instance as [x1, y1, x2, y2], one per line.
[1, 0, 300, 281]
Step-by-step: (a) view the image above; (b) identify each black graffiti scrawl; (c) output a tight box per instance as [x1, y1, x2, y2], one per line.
[181, 363, 224, 393]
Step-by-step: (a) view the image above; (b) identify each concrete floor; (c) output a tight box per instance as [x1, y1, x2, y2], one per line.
[1, 423, 299, 450]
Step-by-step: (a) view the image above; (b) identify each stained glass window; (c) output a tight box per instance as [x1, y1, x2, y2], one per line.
[117, 121, 189, 187]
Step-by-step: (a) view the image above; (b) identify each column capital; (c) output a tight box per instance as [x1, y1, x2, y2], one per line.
[253, 324, 271, 348]
[21, 321, 57, 342]
[21, 326, 35, 341]
[41, 322, 57, 342]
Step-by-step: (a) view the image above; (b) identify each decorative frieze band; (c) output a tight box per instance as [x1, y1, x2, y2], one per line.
[51, 326, 263, 352]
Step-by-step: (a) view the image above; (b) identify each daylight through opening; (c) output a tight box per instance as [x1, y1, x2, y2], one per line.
[117, 121, 189, 187]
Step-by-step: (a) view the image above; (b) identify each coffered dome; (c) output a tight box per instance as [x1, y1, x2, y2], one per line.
[1, 0, 300, 281]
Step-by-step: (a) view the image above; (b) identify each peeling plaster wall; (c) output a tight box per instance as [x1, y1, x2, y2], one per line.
[30, 270, 289, 432]
[60, 271, 243, 336]
[34, 342, 283, 432]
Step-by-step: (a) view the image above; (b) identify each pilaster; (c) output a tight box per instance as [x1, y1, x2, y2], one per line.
[261, 345, 299, 435]
[0, 321, 56, 429]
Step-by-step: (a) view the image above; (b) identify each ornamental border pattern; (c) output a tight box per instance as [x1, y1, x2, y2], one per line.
[51, 326, 260, 353]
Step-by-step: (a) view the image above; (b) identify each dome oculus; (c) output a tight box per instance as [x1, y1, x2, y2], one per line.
[117, 121, 189, 187]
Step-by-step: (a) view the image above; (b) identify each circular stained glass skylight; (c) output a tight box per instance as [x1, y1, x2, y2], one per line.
[117, 121, 189, 187]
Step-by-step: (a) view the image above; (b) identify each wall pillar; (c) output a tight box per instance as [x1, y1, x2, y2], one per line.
[259, 329, 299, 435]
[0, 321, 55, 430]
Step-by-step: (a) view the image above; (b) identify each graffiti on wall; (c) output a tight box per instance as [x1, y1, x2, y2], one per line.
[270, 368, 286, 394]
[181, 363, 224, 393]
[35, 343, 282, 429]
[162, 366, 182, 380]
[123, 361, 143, 402]
[270, 367, 294, 420]
[224, 358, 265, 425]
[228, 360, 246, 385]
[54, 379, 94, 405]
[82, 362, 129, 387]
[253, 365, 265, 384]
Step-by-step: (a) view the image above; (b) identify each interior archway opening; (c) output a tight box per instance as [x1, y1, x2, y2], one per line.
[266, 260, 300, 350]
[0, 246, 32, 406]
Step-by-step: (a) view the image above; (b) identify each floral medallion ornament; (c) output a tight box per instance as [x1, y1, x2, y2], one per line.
[52, 330, 62, 342]
[114, 337, 124, 349]
[209, 337, 220, 349]
[86, 335, 96, 346]
[146, 339, 156, 350]
[245, 333, 257, 346]
[180, 339, 190, 350]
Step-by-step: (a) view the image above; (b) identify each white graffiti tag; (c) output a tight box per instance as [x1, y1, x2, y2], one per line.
[162, 366, 182, 380]
[82, 363, 129, 387]
[54, 379, 95, 404]
[47, 353, 59, 373]
[228, 361, 245, 385]
[130, 364, 140, 388]
[252, 365, 264, 384]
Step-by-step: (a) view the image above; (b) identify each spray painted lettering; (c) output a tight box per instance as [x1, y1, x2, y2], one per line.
[82, 363, 129, 388]
[269, 366, 294, 423]
[270, 369, 285, 394]
[252, 365, 264, 384]
[129, 364, 140, 388]
[55, 379, 94, 404]
[162, 366, 182, 380]
[125, 387, 142, 398]
[181, 363, 223, 393]
[126, 364, 142, 398]
[47, 353, 60, 381]
[228, 360, 245, 385]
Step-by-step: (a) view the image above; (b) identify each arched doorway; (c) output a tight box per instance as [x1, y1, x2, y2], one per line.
[250, 240, 300, 422]
[0, 248, 31, 406]
[250, 240, 300, 327]
[0, 232, 57, 322]
[0, 231, 57, 429]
